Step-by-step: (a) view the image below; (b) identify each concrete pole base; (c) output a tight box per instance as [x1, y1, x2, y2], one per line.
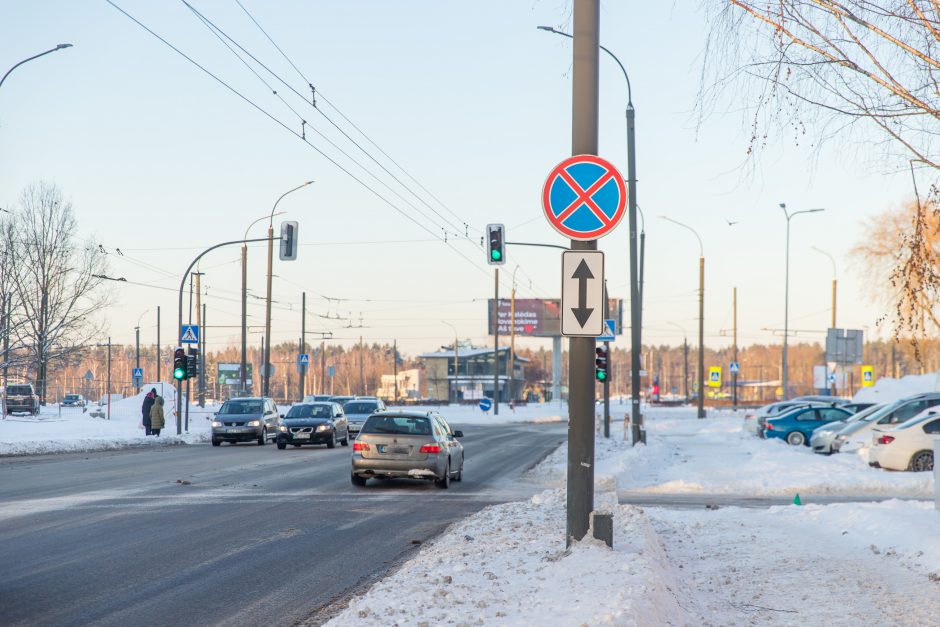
[591, 510, 613, 548]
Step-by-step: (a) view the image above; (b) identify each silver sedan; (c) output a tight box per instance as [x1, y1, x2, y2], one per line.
[351, 411, 464, 489]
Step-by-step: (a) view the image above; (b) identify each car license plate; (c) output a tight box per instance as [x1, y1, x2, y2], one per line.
[294, 432, 310, 439]
[390, 446, 408, 455]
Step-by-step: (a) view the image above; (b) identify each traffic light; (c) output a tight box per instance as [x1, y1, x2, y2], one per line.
[595, 345, 609, 382]
[486, 223, 505, 265]
[173, 347, 187, 381]
[187, 347, 200, 378]
[279, 220, 298, 261]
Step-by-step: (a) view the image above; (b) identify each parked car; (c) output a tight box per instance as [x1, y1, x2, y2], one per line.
[765, 405, 854, 446]
[842, 402, 875, 414]
[810, 403, 885, 454]
[302, 394, 333, 403]
[210, 397, 280, 446]
[832, 393, 940, 453]
[276, 402, 348, 449]
[5, 384, 40, 415]
[792, 395, 850, 405]
[751, 401, 833, 436]
[351, 411, 464, 488]
[343, 398, 387, 436]
[61, 393, 86, 408]
[869, 409, 940, 471]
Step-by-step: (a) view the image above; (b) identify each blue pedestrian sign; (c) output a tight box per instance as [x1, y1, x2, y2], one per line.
[479, 397, 493, 412]
[729, 361, 740, 374]
[132, 368, 143, 379]
[542, 154, 627, 241]
[597, 318, 617, 342]
[327, 365, 336, 378]
[298, 354, 310, 365]
[180, 324, 199, 344]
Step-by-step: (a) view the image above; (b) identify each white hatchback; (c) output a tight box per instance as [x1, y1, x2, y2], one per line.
[869, 410, 940, 472]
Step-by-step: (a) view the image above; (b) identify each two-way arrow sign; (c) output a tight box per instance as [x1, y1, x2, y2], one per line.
[561, 250, 605, 337]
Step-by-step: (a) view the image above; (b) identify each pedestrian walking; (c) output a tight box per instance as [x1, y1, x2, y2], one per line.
[150, 395, 165, 437]
[141, 388, 156, 436]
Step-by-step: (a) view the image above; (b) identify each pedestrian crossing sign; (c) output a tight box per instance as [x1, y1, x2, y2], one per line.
[298, 353, 310, 365]
[708, 366, 722, 388]
[181, 324, 199, 344]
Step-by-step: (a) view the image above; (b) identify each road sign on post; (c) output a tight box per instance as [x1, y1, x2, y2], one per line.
[861, 365, 874, 387]
[298, 354, 309, 365]
[479, 397, 493, 413]
[729, 361, 740, 374]
[180, 325, 199, 344]
[597, 318, 616, 342]
[708, 367, 722, 387]
[542, 154, 627, 241]
[561, 251, 605, 336]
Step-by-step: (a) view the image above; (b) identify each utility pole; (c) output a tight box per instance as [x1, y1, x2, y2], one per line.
[566, 0, 599, 546]
[264, 221, 274, 398]
[196, 273, 205, 407]
[359, 335, 365, 396]
[3, 296, 9, 388]
[299, 291, 306, 402]
[134, 324, 140, 393]
[241, 241, 248, 395]
[320, 341, 326, 394]
[683, 336, 689, 402]
[494, 268, 500, 415]
[603, 280, 610, 438]
[732, 287, 738, 409]
[200, 303, 206, 408]
[509, 277, 516, 408]
[393, 338, 399, 403]
[156, 306, 161, 383]
[698, 255, 705, 418]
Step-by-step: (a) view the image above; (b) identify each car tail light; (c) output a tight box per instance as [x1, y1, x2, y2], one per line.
[420, 444, 442, 454]
[877, 435, 895, 445]
[353, 442, 370, 451]
[766, 423, 775, 431]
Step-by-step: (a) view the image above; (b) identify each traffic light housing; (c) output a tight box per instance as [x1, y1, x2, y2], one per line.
[187, 347, 200, 378]
[173, 348, 187, 381]
[486, 223, 505, 265]
[595, 345, 609, 382]
[279, 220, 298, 261]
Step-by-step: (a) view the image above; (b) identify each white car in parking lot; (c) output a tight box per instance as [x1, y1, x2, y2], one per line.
[869, 409, 940, 472]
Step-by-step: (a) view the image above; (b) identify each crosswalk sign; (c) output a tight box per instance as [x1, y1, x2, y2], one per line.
[729, 361, 740, 374]
[708, 366, 722, 388]
[132, 368, 143, 379]
[861, 365, 874, 387]
[298, 354, 310, 365]
[181, 325, 199, 344]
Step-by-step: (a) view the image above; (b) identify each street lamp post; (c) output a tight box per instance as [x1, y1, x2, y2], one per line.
[537, 24, 644, 443]
[242, 213, 283, 396]
[661, 217, 705, 418]
[0, 44, 72, 91]
[442, 321, 459, 404]
[665, 321, 689, 403]
[135, 309, 149, 393]
[779, 204, 824, 399]
[263, 182, 313, 398]
[811, 245, 837, 396]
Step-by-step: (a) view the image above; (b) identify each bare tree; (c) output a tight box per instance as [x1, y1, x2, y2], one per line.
[702, 1, 940, 342]
[5, 183, 110, 402]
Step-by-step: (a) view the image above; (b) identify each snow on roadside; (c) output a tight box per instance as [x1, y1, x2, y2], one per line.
[326, 489, 686, 627]
[409, 403, 567, 426]
[648, 500, 940, 625]
[531, 406, 934, 497]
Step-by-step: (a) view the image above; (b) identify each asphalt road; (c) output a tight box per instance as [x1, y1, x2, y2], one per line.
[0, 421, 565, 626]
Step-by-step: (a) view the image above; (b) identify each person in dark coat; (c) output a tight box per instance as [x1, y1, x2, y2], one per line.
[150, 396, 165, 436]
[142, 388, 156, 436]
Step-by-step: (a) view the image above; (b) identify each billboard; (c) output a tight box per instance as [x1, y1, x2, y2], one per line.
[217, 363, 253, 386]
[487, 298, 622, 337]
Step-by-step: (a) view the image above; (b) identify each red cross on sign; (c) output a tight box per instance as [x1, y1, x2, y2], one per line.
[541, 154, 627, 241]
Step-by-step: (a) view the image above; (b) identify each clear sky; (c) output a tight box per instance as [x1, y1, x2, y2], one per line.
[0, 1, 914, 361]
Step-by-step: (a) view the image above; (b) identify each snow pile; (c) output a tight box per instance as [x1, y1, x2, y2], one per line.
[853, 371, 940, 403]
[327, 489, 686, 627]
[532, 406, 933, 497]
[405, 402, 566, 425]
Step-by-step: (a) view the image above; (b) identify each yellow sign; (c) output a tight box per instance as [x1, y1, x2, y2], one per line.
[861, 365, 874, 387]
[708, 366, 722, 388]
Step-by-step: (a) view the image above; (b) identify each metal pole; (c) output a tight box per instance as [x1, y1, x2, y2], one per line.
[832, 278, 837, 329]
[566, 0, 599, 546]
[320, 341, 326, 394]
[393, 339, 399, 404]
[510, 282, 516, 407]
[627, 106, 642, 445]
[156, 306, 161, 383]
[195, 273, 204, 408]
[733, 287, 738, 409]
[698, 256, 705, 418]
[494, 268, 500, 414]
[135, 325, 140, 393]
[359, 335, 365, 395]
[201, 303, 206, 408]
[3, 296, 9, 388]
[299, 291, 306, 402]
[0, 44, 72, 90]
[683, 336, 689, 402]
[106, 337, 111, 421]
[264, 223, 274, 397]
[241, 243, 248, 395]
[783, 216, 791, 399]
[603, 280, 610, 438]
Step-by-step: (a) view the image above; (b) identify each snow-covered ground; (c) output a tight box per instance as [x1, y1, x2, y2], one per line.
[411, 402, 567, 426]
[327, 405, 940, 626]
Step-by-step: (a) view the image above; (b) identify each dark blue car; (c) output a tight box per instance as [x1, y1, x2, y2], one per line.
[765, 405, 853, 446]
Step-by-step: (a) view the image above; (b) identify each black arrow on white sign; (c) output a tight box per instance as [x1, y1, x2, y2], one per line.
[571, 259, 594, 327]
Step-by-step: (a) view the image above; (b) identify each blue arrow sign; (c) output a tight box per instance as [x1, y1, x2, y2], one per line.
[180, 324, 199, 344]
[479, 397, 493, 412]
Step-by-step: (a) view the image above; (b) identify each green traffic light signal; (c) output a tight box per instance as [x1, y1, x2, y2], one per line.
[174, 367, 185, 380]
[595, 370, 607, 381]
[491, 249, 502, 261]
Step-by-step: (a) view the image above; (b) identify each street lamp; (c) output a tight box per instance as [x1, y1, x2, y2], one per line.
[537, 24, 644, 443]
[0, 44, 73, 90]
[660, 216, 705, 418]
[779, 203, 824, 399]
[442, 321, 459, 404]
[135, 309, 149, 392]
[263, 182, 313, 397]
[810, 246, 837, 330]
[242, 212, 284, 396]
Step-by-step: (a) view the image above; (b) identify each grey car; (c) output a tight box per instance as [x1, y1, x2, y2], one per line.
[351, 411, 464, 488]
[832, 392, 940, 453]
[344, 398, 387, 436]
[211, 397, 280, 446]
[810, 403, 885, 454]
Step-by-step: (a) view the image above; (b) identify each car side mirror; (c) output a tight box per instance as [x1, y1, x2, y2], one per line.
[453, 430, 464, 438]
[279, 414, 285, 419]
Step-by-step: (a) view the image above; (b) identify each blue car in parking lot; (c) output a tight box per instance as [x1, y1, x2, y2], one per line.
[765, 405, 854, 446]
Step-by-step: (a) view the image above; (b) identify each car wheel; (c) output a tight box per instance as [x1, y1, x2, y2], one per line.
[211, 438, 221, 447]
[257, 428, 267, 446]
[786, 431, 805, 446]
[276, 441, 287, 450]
[341, 431, 349, 446]
[327, 431, 336, 449]
[910, 450, 934, 472]
[436, 462, 451, 489]
[351, 474, 368, 487]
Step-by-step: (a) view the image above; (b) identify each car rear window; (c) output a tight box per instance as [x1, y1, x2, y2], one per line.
[219, 400, 262, 415]
[65, 395, 80, 400]
[344, 401, 378, 414]
[361, 415, 431, 436]
[7, 386, 32, 395]
[287, 404, 332, 419]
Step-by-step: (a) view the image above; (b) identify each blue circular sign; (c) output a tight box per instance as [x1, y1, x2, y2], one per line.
[542, 154, 627, 240]
[479, 398, 493, 412]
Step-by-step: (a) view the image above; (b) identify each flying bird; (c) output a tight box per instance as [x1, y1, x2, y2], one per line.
[725, 219, 739, 226]
[98, 244, 107, 254]
[116, 248, 124, 256]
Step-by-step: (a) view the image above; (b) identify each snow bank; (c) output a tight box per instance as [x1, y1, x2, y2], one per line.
[853, 371, 940, 403]
[404, 402, 567, 425]
[531, 406, 933, 497]
[327, 489, 686, 626]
